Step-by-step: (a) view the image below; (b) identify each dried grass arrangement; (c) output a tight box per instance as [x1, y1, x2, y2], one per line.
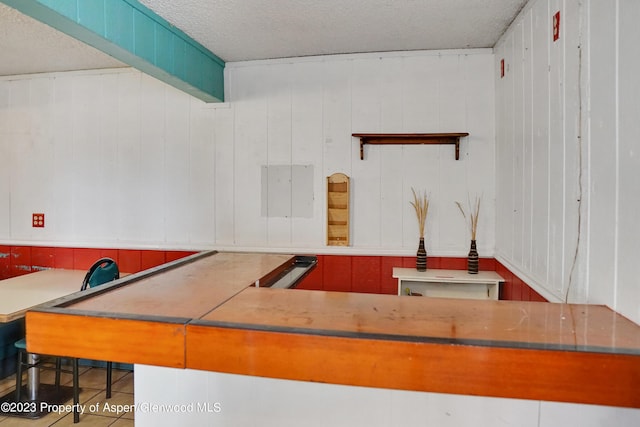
[410, 188, 430, 238]
[455, 196, 481, 240]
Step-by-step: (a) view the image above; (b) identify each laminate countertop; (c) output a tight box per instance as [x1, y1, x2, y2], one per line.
[24, 251, 640, 408]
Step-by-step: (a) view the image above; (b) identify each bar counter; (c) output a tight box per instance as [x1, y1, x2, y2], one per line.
[25, 251, 640, 410]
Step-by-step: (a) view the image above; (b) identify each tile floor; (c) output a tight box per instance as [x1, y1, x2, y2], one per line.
[0, 362, 133, 426]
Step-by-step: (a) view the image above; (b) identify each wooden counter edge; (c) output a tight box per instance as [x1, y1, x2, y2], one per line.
[26, 311, 187, 368]
[186, 324, 640, 409]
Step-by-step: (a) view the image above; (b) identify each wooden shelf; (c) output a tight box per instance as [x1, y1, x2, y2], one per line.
[327, 173, 350, 246]
[353, 133, 469, 160]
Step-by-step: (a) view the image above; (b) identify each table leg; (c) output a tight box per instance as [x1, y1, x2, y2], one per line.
[26, 353, 40, 401]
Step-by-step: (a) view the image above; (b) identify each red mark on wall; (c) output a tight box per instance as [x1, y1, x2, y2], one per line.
[553, 11, 560, 42]
[500, 59, 505, 78]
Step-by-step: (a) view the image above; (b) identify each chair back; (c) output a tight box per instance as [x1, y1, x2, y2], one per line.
[81, 258, 120, 291]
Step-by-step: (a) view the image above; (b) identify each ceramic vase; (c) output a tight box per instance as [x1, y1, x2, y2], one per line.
[416, 237, 427, 271]
[468, 239, 479, 274]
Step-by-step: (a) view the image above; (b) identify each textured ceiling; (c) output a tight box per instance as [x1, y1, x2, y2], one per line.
[139, 0, 528, 62]
[0, 0, 528, 76]
[0, 4, 126, 76]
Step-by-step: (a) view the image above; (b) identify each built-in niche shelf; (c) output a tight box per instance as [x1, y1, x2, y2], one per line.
[326, 173, 350, 246]
[353, 133, 469, 160]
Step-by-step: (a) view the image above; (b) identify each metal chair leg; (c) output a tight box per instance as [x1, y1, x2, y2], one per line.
[73, 358, 79, 423]
[55, 357, 62, 389]
[106, 361, 113, 398]
[15, 349, 24, 402]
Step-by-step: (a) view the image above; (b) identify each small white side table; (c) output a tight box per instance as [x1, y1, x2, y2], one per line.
[392, 268, 503, 300]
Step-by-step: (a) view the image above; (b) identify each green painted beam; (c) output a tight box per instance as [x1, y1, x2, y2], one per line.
[1, 0, 224, 102]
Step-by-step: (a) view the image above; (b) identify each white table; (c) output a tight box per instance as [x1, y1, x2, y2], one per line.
[392, 267, 503, 300]
[0, 269, 86, 401]
[0, 269, 85, 323]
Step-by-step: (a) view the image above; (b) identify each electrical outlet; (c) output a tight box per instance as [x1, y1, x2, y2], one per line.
[32, 213, 45, 228]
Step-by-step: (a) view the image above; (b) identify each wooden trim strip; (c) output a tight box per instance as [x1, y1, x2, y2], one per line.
[27, 311, 186, 368]
[187, 320, 640, 356]
[186, 325, 640, 408]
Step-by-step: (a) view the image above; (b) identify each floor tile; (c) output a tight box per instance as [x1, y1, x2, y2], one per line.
[0, 367, 134, 426]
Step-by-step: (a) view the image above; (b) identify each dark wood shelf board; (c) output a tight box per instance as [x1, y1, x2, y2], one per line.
[353, 133, 469, 160]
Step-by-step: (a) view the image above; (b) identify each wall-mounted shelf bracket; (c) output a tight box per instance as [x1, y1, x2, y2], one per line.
[353, 133, 469, 160]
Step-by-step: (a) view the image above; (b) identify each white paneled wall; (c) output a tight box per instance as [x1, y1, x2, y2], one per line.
[494, 0, 640, 323]
[0, 49, 496, 257]
[134, 365, 640, 427]
[226, 50, 495, 255]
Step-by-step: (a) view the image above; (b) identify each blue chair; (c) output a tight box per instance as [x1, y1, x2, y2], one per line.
[14, 258, 119, 423]
[81, 257, 120, 291]
[80, 258, 120, 398]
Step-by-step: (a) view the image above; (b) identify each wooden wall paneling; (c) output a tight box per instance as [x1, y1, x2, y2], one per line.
[378, 58, 405, 249]
[8, 81, 36, 241]
[437, 56, 468, 255]
[438, 257, 465, 270]
[93, 73, 121, 244]
[99, 249, 120, 265]
[70, 74, 102, 241]
[213, 103, 236, 246]
[233, 65, 269, 247]
[530, 0, 551, 288]
[118, 249, 141, 274]
[138, 75, 169, 244]
[521, 11, 535, 274]
[401, 55, 441, 251]
[0, 246, 10, 279]
[141, 250, 166, 271]
[72, 248, 102, 270]
[52, 247, 73, 269]
[462, 54, 497, 257]
[26, 78, 55, 242]
[31, 246, 55, 270]
[2, 51, 495, 255]
[379, 145, 405, 248]
[350, 256, 381, 294]
[0, 82, 8, 241]
[9, 246, 31, 276]
[114, 72, 143, 242]
[495, 36, 515, 263]
[510, 21, 526, 267]
[493, 41, 512, 258]
[380, 256, 403, 294]
[379, 57, 404, 133]
[561, 0, 583, 303]
[164, 88, 192, 244]
[586, 0, 618, 306]
[265, 63, 294, 247]
[402, 55, 439, 131]
[615, 0, 640, 318]
[50, 76, 75, 240]
[322, 60, 353, 176]
[322, 255, 352, 292]
[290, 61, 325, 247]
[548, 0, 568, 298]
[351, 58, 383, 248]
[188, 97, 216, 245]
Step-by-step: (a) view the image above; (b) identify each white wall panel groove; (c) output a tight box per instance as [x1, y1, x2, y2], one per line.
[495, 0, 640, 323]
[0, 49, 495, 259]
